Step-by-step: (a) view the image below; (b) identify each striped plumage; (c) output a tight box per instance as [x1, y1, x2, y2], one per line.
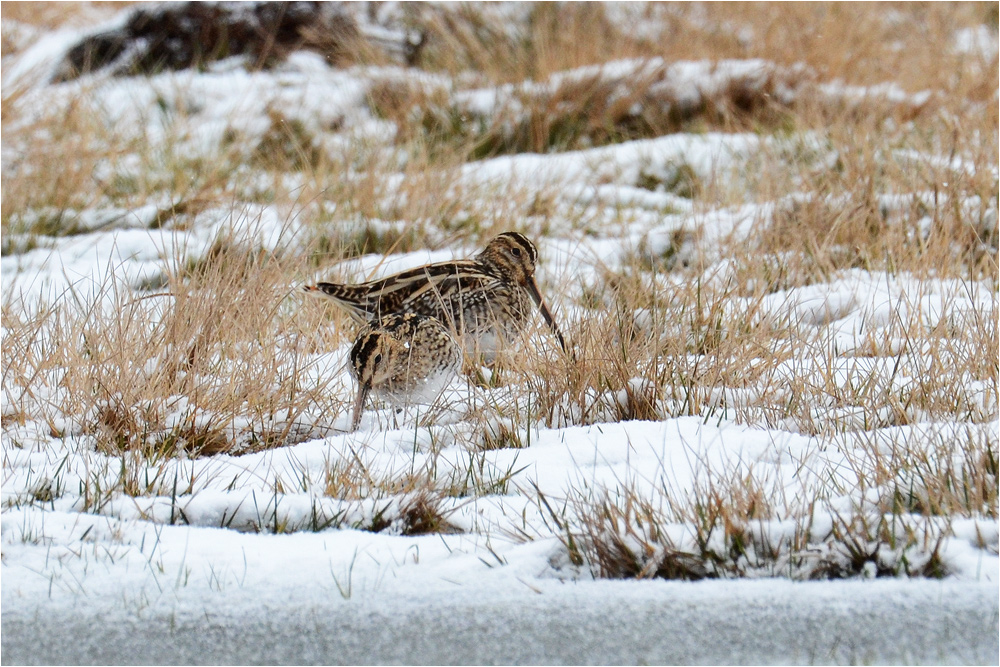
[348, 313, 461, 431]
[304, 232, 567, 360]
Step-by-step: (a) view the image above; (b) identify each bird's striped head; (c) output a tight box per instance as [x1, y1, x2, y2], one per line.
[349, 315, 417, 390]
[348, 314, 418, 430]
[476, 232, 538, 285]
[476, 232, 568, 353]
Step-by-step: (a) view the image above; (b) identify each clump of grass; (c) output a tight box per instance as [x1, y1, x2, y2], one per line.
[477, 418, 531, 451]
[337, 221, 428, 259]
[541, 451, 957, 581]
[519, 261, 800, 429]
[394, 488, 462, 535]
[388, 59, 812, 159]
[2, 220, 345, 459]
[637, 161, 702, 199]
[251, 109, 324, 172]
[311, 443, 520, 535]
[2, 93, 122, 232]
[366, 76, 452, 141]
[852, 425, 999, 521]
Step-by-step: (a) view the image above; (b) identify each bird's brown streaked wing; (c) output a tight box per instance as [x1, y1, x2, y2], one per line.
[303, 283, 374, 321]
[307, 259, 494, 320]
[362, 260, 481, 295]
[395, 269, 499, 325]
[304, 261, 470, 315]
[364, 261, 493, 315]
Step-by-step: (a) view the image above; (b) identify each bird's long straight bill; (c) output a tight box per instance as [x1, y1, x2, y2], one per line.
[351, 383, 371, 432]
[525, 277, 568, 353]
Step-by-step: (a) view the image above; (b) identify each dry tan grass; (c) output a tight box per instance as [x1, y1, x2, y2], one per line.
[539, 420, 985, 580]
[408, 3, 996, 92]
[1, 1, 129, 31]
[2, 222, 349, 456]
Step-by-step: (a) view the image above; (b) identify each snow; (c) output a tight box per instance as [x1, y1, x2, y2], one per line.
[2, 7, 998, 663]
[1, 6, 133, 89]
[952, 25, 999, 60]
[4, 414, 998, 657]
[4, 569, 997, 664]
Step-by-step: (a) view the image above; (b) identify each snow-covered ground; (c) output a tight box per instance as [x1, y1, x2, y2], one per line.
[4, 574, 997, 664]
[3, 4, 998, 664]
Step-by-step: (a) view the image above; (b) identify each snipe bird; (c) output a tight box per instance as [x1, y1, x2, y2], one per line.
[305, 232, 567, 361]
[348, 312, 462, 431]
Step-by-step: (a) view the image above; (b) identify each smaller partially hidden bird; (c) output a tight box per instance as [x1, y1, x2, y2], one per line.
[348, 312, 462, 432]
[304, 232, 567, 361]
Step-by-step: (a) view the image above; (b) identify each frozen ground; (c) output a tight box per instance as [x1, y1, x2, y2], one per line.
[4, 575, 997, 664]
[2, 4, 998, 665]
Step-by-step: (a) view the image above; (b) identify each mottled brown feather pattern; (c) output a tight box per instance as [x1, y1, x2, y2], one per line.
[348, 312, 462, 431]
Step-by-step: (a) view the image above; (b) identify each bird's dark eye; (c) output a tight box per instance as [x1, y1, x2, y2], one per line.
[511, 247, 522, 257]
[374, 354, 383, 364]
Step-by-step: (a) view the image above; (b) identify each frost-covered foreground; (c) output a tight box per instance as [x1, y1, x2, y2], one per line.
[4, 570, 997, 664]
[3, 4, 999, 664]
[2, 417, 999, 663]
